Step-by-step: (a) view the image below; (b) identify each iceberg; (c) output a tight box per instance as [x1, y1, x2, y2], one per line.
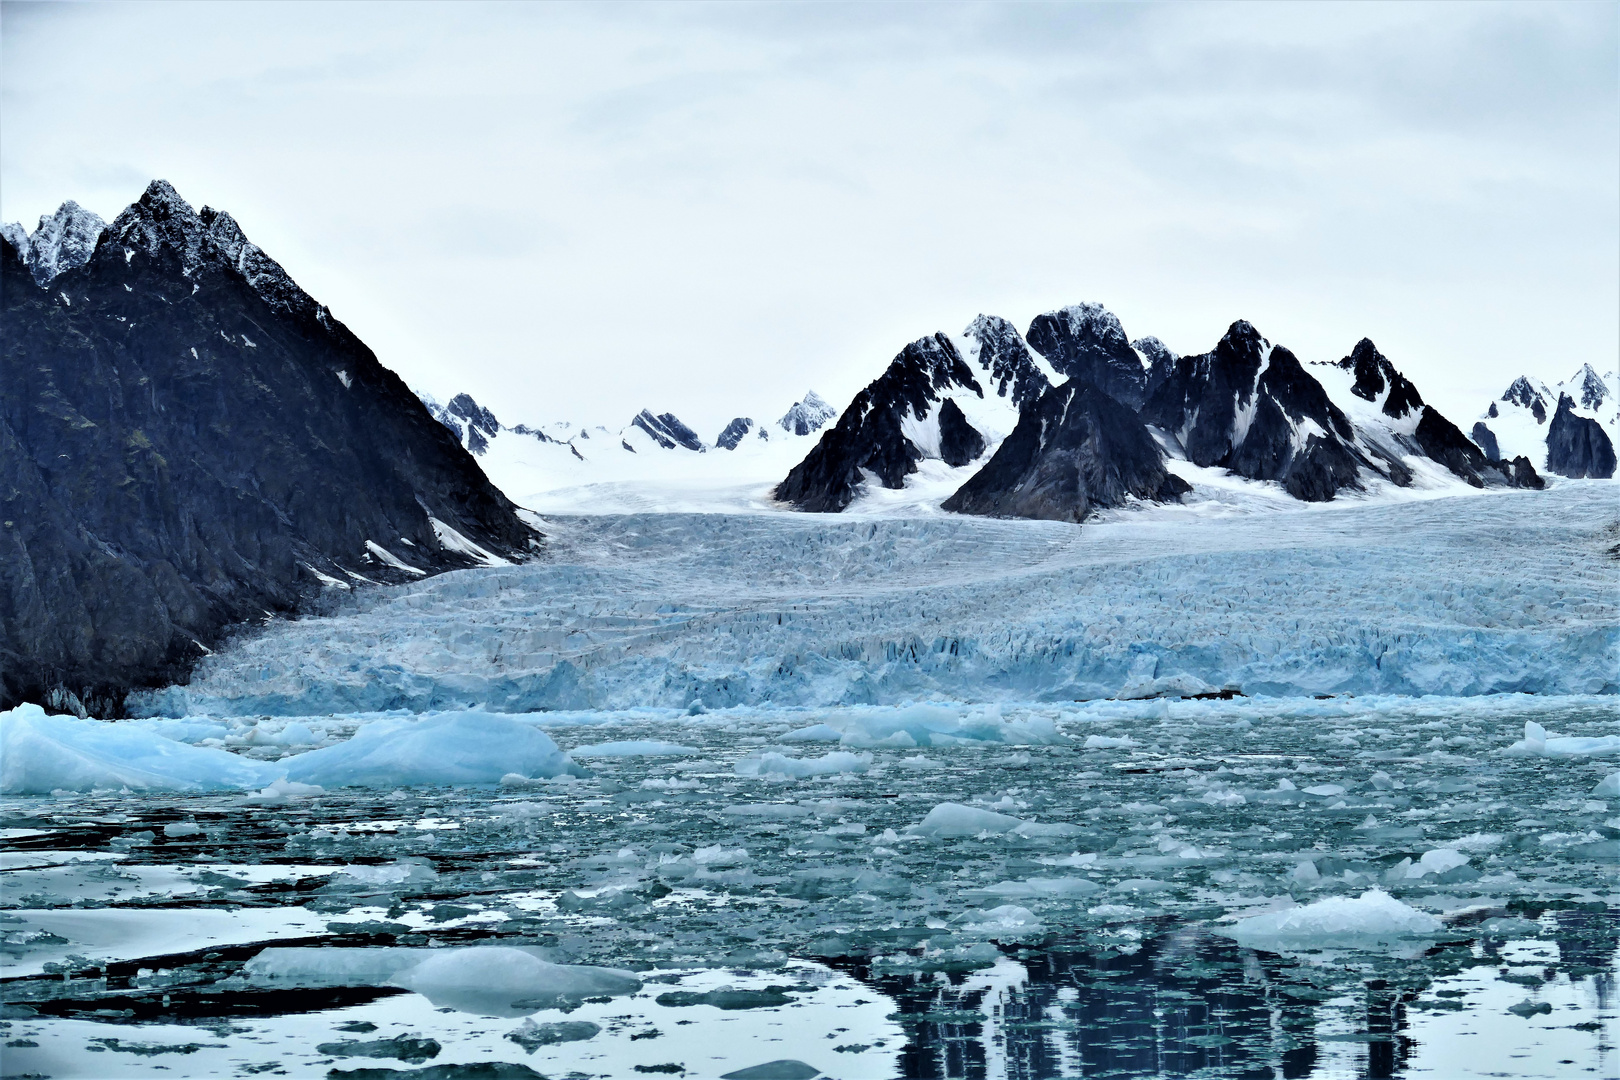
[244, 945, 641, 1017]
[395, 946, 641, 1017]
[909, 802, 1025, 837]
[282, 711, 584, 788]
[735, 750, 872, 778]
[0, 703, 283, 794]
[1228, 888, 1443, 947]
[1505, 720, 1620, 757]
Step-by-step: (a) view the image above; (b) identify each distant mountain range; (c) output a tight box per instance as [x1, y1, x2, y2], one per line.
[427, 302, 1593, 522]
[2, 183, 536, 715]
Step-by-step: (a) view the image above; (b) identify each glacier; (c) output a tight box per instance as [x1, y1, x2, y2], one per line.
[134, 481, 1618, 718]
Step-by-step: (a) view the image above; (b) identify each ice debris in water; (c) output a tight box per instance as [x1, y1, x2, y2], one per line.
[0, 703, 283, 794]
[1505, 720, 1620, 757]
[781, 704, 1064, 749]
[957, 904, 1045, 937]
[283, 711, 585, 787]
[735, 750, 871, 778]
[568, 740, 698, 757]
[1594, 771, 1620, 797]
[1228, 889, 1443, 945]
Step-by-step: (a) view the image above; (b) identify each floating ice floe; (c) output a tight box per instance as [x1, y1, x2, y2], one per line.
[0, 703, 283, 794]
[283, 711, 585, 788]
[735, 750, 872, 778]
[1593, 772, 1620, 797]
[905, 800, 1080, 839]
[1227, 888, 1444, 948]
[781, 704, 1065, 749]
[245, 945, 641, 1017]
[1505, 721, 1620, 757]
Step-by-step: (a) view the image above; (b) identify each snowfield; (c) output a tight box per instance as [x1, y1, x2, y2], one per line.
[135, 482, 1618, 718]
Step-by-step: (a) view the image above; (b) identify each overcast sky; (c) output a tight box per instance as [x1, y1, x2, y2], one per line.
[3, 1, 1615, 434]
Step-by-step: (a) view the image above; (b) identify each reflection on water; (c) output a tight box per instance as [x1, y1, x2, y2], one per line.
[844, 909, 1618, 1079]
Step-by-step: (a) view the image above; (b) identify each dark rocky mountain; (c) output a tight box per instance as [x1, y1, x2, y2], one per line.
[2, 201, 106, 287]
[1547, 394, 1617, 479]
[1571, 364, 1610, 412]
[776, 334, 984, 512]
[1, 180, 537, 716]
[1141, 320, 1381, 501]
[962, 315, 1053, 410]
[1338, 338, 1425, 419]
[716, 417, 758, 450]
[1332, 338, 1540, 490]
[424, 393, 502, 454]
[1502, 376, 1549, 423]
[777, 391, 837, 436]
[1131, 336, 1177, 400]
[936, 398, 986, 467]
[942, 381, 1189, 522]
[1024, 303, 1148, 409]
[1470, 422, 1500, 460]
[628, 410, 705, 452]
[1472, 367, 1616, 480]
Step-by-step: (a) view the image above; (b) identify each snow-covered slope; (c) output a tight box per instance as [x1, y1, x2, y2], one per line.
[133, 481, 1618, 717]
[1473, 366, 1618, 479]
[420, 390, 840, 514]
[1311, 339, 1543, 492]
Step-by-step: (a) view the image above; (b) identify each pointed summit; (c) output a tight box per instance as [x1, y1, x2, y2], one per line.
[1, 200, 107, 286]
[778, 391, 837, 435]
[1025, 302, 1147, 409]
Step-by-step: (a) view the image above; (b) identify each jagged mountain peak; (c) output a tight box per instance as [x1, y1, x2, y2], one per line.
[778, 390, 837, 435]
[1024, 302, 1147, 409]
[1569, 364, 1609, 411]
[1335, 338, 1425, 420]
[629, 409, 706, 453]
[1501, 376, 1549, 421]
[3, 199, 107, 287]
[961, 314, 1053, 410]
[1131, 336, 1177, 369]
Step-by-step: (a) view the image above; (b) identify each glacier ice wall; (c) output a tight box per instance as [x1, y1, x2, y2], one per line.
[133, 484, 1618, 717]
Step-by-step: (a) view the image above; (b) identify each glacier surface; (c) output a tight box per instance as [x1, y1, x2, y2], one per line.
[134, 482, 1617, 718]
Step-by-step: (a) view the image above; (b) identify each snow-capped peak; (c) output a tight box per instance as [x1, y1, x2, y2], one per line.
[1024, 301, 1151, 408]
[778, 391, 837, 435]
[3, 200, 107, 286]
[960, 314, 1055, 410]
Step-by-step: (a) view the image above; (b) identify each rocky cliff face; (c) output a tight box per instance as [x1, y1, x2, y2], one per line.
[1, 181, 537, 715]
[942, 381, 1189, 521]
[1024, 303, 1148, 409]
[1547, 394, 1618, 479]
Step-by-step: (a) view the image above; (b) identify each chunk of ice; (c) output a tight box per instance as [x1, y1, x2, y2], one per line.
[1, 704, 282, 794]
[1592, 772, 1620, 797]
[282, 711, 583, 788]
[735, 751, 871, 778]
[909, 801, 1023, 837]
[1505, 721, 1620, 757]
[395, 946, 641, 1017]
[1228, 888, 1443, 944]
